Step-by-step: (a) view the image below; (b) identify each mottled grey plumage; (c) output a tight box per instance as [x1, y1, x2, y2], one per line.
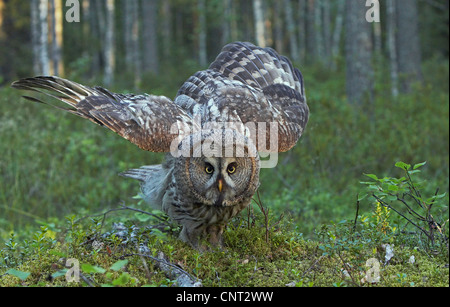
[11, 42, 309, 249]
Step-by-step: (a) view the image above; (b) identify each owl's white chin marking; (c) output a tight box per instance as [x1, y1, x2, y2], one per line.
[214, 193, 225, 207]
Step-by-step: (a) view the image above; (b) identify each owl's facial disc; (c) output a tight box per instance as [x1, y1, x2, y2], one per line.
[198, 157, 237, 207]
[185, 148, 259, 208]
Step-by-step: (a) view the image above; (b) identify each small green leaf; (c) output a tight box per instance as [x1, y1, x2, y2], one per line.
[364, 173, 379, 180]
[427, 193, 447, 203]
[386, 194, 397, 202]
[395, 161, 411, 170]
[379, 177, 392, 183]
[360, 181, 374, 185]
[132, 194, 143, 200]
[110, 259, 129, 272]
[388, 184, 399, 192]
[358, 193, 368, 201]
[49, 250, 67, 258]
[152, 209, 165, 216]
[413, 161, 427, 170]
[135, 212, 151, 222]
[51, 269, 68, 279]
[7, 269, 31, 281]
[112, 272, 131, 286]
[81, 263, 106, 274]
[436, 192, 447, 199]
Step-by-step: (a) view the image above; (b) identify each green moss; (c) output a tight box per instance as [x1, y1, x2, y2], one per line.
[1, 214, 448, 287]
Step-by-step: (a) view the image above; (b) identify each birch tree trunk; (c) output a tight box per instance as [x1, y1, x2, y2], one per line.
[104, 0, 115, 86]
[36, 0, 49, 75]
[253, 0, 266, 47]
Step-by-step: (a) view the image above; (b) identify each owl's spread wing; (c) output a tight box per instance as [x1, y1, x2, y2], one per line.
[11, 76, 196, 152]
[12, 42, 307, 153]
[175, 42, 309, 152]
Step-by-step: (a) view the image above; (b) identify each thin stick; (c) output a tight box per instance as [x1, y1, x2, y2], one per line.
[353, 194, 360, 233]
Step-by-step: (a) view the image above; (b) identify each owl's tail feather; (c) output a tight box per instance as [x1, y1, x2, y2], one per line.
[119, 165, 163, 182]
[120, 164, 169, 210]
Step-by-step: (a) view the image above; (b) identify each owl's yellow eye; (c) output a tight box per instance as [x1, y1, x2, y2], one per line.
[205, 164, 214, 174]
[227, 163, 237, 174]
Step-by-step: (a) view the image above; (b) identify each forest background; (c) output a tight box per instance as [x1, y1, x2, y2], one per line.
[0, 0, 448, 287]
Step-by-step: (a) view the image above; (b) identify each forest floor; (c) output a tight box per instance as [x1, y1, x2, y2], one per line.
[0, 198, 448, 287]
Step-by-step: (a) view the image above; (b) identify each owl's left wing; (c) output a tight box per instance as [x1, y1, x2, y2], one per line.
[11, 76, 197, 152]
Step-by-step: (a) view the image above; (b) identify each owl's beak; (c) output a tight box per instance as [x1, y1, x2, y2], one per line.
[218, 178, 223, 192]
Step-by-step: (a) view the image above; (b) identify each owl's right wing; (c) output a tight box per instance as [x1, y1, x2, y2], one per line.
[11, 76, 197, 152]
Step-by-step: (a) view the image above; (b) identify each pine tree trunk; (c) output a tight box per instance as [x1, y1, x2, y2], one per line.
[123, 0, 141, 85]
[131, 0, 141, 88]
[306, 0, 315, 59]
[0, 0, 4, 40]
[86, 0, 101, 76]
[49, 0, 63, 76]
[124, 1, 133, 69]
[142, 0, 159, 74]
[284, 0, 299, 62]
[331, 0, 344, 68]
[298, 0, 306, 63]
[31, 0, 40, 75]
[386, 0, 399, 97]
[345, 0, 373, 105]
[161, 1, 172, 58]
[322, 0, 331, 62]
[395, 0, 422, 93]
[221, 0, 232, 46]
[197, 0, 207, 66]
[314, 0, 324, 61]
[274, 0, 283, 53]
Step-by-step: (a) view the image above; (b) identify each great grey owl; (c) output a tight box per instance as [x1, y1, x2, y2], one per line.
[11, 42, 309, 249]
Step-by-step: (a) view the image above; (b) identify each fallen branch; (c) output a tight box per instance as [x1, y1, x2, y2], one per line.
[121, 252, 202, 287]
